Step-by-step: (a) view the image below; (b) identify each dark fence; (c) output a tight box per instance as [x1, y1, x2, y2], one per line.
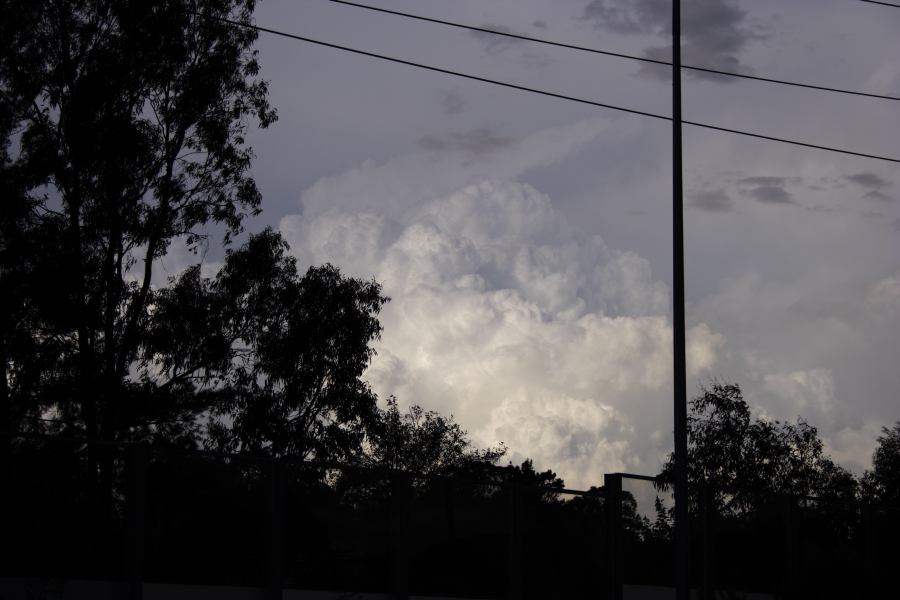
[1, 434, 614, 599]
[614, 474, 900, 600]
[2, 434, 898, 599]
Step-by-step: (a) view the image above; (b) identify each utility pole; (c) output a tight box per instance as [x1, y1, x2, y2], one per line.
[672, 1, 690, 599]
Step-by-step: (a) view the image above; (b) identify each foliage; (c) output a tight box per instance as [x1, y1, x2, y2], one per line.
[365, 397, 506, 475]
[646, 496, 672, 542]
[498, 458, 564, 487]
[0, 0, 275, 450]
[658, 383, 858, 517]
[145, 229, 389, 461]
[861, 422, 900, 506]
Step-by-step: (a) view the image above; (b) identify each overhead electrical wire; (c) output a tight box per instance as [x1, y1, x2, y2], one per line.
[213, 18, 671, 121]
[202, 15, 900, 164]
[859, 0, 900, 7]
[328, 0, 900, 103]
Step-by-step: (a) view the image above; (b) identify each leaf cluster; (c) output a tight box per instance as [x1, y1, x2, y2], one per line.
[143, 229, 389, 461]
[658, 383, 857, 518]
[861, 423, 900, 506]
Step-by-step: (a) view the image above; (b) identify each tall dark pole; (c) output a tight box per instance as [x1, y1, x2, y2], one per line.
[672, 1, 690, 599]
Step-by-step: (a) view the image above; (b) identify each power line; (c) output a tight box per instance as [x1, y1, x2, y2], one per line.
[328, 0, 900, 103]
[220, 17, 669, 121]
[328, 0, 669, 66]
[681, 120, 899, 163]
[859, 0, 900, 7]
[205, 15, 900, 164]
[684, 65, 900, 101]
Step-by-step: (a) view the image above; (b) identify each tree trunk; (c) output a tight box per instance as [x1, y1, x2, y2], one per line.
[0, 339, 10, 478]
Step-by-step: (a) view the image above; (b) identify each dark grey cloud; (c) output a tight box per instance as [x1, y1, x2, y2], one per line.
[441, 91, 465, 115]
[582, 0, 766, 75]
[641, 46, 741, 81]
[744, 185, 793, 204]
[690, 189, 733, 212]
[845, 173, 891, 190]
[470, 24, 527, 54]
[532, 20, 549, 30]
[738, 176, 790, 187]
[582, 0, 666, 35]
[863, 190, 894, 203]
[893, 218, 900, 232]
[470, 24, 552, 67]
[735, 175, 795, 204]
[418, 128, 516, 157]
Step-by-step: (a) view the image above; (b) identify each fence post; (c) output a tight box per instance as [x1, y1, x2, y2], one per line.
[861, 504, 875, 599]
[444, 477, 457, 540]
[390, 474, 411, 600]
[267, 459, 285, 600]
[604, 473, 623, 600]
[700, 485, 713, 600]
[506, 481, 523, 600]
[782, 495, 797, 599]
[126, 444, 148, 600]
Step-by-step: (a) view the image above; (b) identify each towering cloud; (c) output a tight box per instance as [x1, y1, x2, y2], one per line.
[280, 119, 725, 488]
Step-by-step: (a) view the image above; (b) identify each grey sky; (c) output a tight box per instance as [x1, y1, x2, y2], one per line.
[690, 189, 733, 212]
[210, 0, 900, 487]
[583, 0, 769, 74]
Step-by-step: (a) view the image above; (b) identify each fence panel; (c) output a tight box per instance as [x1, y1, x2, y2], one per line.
[143, 451, 268, 588]
[6, 436, 899, 600]
[3, 437, 127, 582]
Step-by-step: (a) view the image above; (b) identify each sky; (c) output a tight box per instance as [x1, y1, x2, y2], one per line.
[173, 0, 900, 489]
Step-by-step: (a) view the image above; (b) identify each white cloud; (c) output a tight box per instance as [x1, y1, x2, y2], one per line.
[247, 0, 900, 485]
[763, 368, 836, 421]
[693, 268, 900, 471]
[864, 271, 900, 321]
[687, 323, 726, 375]
[824, 421, 885, 475]
[279, 122, 726, 488]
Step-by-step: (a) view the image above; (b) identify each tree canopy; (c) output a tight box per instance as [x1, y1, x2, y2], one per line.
[658, 382, 857, 516]
[145, 228, 389, 460]
[365, 397, 506, 475]
[861, 422, 900, 506]
[1, 0, 274, 447]
[0, 0, 507, 482]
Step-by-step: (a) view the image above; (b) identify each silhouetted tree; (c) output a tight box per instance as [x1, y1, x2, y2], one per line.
[647, 496, 672, 542]
[658, 382, 857, 517]
[861, 422, 900, 506]
[0, 102, 40, 447]
[501, 459, 564, 486]
[654, 383, 863, 596]
[325, 395, 510, 528]
[144, 229, 389, 461]
[365, 397, 506, 475]
[0, 0, 274, 484]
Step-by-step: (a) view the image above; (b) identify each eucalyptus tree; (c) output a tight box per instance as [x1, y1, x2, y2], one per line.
[0, 1, 274, 450]
[658, 383, 857, 517]
[861, 422, 900, 506]
[147, 229, 389, 461]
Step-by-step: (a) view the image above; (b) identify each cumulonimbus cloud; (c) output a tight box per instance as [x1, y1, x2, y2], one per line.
[279, 120, 726, 488]
[274, 110, 899, 484]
